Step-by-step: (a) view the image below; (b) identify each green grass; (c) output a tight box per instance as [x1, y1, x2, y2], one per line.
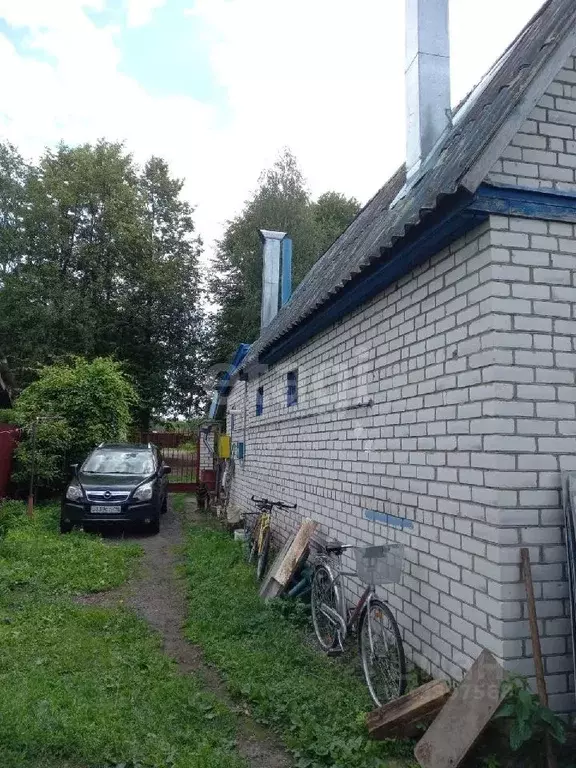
[0, 501, 246, 768]
[171, 493, 189, 515]
[184, 526, 416, 768]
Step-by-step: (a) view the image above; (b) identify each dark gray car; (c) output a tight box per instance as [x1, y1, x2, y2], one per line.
[60, 443, 170, 534]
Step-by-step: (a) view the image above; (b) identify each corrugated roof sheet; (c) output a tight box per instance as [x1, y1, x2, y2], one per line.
[245, 0, 576, 367]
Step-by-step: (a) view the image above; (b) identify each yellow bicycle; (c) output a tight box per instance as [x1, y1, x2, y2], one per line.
[246, 496, 297, 580]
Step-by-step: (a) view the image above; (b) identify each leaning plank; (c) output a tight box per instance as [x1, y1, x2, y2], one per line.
[260, 519, 317, 601]
[367, 680, 451, 741]
[414, 650, 505, 768]
[259, 535, 294, 600]
[275, 518, 318, 587]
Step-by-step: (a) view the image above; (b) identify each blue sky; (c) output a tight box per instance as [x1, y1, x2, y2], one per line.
[0, 0, 546, 250]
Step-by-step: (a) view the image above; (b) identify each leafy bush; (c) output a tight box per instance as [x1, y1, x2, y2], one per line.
[10, 357, 138, 489]
[495, 674, 566, 753]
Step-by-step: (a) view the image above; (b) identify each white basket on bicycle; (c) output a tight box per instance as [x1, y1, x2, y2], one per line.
[354, 543, 404, 585]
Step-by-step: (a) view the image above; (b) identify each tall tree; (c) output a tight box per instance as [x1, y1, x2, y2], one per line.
[122, 156, 204, 426]
[0, 142, 27, 279]
[0, 141, 203, 426]
[208, 149, 360, 365]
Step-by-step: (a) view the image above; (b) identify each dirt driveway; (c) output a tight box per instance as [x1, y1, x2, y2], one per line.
[87, 499, 292, 768]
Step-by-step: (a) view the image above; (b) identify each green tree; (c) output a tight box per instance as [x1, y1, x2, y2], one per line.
[0, 141, 203, 425]
[312, 191, 361, 255]
[10, 357, 138, 488]
[121, 157, 204, 426]
[208, 149, 360, 365]
[0, 142, 28, 279]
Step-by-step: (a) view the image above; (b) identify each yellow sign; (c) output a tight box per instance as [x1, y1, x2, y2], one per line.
[218, 435, 231, 459]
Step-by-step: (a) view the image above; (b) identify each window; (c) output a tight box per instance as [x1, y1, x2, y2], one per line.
[287, 370, 298, 407]
[256, 386, 264, 416]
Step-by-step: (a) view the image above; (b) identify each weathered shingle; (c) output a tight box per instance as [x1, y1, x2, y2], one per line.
[244, 0, 576, 367]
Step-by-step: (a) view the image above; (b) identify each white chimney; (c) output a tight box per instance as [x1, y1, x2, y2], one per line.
[259, 229, 286, 330]
[405, 0, 451, 178]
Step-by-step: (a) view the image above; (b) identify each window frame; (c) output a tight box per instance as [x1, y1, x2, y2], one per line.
[256, 385, 264, 416]
[286, 370, 298, 407]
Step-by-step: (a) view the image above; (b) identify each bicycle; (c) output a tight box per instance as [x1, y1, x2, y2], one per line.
[244, 496, 297, 580]
[310, 541, 406, 707]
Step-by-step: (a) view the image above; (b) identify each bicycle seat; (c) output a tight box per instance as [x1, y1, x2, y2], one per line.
[325, 543, 351, 556]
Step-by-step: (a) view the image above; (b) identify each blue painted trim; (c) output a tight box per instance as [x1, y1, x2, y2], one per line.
[208, 342, 251, 419]
[364, 509, 414, 530]
[472, 182, 576, 221]
[256, 182, 576, 367]
[260, 190, 483, 364]
[281, 237, 292, 306]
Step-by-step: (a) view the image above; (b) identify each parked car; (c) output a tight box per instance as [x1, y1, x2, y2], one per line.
[60, 443, 171, 534]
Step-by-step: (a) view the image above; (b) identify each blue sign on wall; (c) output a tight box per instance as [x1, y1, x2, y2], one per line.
[364, 509, 414, 530]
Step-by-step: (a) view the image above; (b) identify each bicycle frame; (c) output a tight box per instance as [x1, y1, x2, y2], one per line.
[317, 557, 375, 645]
[256, 509, 271, 552]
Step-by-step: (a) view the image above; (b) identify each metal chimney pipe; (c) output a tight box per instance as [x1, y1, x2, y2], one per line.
[281, 237, 292, 307]
[405, 0, 451, 178]
[259, 229, 286, 330]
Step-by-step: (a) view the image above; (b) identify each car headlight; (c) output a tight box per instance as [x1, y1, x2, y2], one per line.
[133, 482, 153, 502]
[66, 483, 83, 502]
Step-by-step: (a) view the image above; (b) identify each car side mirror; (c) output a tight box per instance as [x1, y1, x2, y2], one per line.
[161, 466, 172, 476]
[70, 463, 79, 476]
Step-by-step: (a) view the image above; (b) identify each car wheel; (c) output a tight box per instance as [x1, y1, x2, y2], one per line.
[150, 514, 160, 535]
[161, 495, 168, 515]
[60, 520, 73, 534]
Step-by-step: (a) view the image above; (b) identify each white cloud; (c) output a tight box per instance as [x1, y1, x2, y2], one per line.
[126, 0, 168, 27]
[0, 0, 546, 254]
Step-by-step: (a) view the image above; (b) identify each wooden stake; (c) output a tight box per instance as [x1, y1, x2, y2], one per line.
[520, 548, 557, 768]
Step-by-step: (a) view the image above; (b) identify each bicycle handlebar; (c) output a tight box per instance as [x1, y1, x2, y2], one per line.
[251, 495, 297, 510]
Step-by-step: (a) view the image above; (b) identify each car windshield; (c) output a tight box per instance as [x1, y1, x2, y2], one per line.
[82, 449, 154, 476]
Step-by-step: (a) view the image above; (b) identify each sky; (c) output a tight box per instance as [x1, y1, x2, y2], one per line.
[0, 0, 546, 255]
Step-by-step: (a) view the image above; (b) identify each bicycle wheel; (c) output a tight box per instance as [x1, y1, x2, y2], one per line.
[358, 598, 406, 707]
[256, 528, 271, 581]
[311, 564, 341, 651]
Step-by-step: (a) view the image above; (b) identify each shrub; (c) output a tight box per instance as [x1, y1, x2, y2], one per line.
[11, 357, 138, 489]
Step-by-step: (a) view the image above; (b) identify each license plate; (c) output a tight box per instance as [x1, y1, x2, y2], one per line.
[91, 505, 122, 514]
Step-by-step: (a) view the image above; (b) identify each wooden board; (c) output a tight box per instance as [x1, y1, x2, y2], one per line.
[414, 650, 505, 768]
[275, 518, 317, 587]
[259, 519, 317, 601]
[367, 680, 452, 741]
[259, 536, 294, 600]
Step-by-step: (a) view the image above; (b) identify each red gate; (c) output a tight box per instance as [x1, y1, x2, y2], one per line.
[0, 425, 19, 498]
[139, 430, 199, 493]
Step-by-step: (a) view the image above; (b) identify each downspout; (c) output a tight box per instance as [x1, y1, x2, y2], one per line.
[242, 379, 247, 466]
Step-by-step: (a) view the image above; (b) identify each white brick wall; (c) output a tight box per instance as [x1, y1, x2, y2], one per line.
[226, 216, 575, 712]
[488, 53, 576, 191]
[223, 50, 576, 714]
[483, 215, 575, 713]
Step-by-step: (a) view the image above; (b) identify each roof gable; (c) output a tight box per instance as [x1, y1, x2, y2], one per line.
[245, 0, 576, 368]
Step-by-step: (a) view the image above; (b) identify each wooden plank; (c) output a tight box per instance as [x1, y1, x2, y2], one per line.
[414, 650, 505, 768]
[521, 548, 557, 768]
[367, 680, 451, 741]
[259, 519, 317, 601]
[275, 518, 317, 587]
[259, 536, 294, 600]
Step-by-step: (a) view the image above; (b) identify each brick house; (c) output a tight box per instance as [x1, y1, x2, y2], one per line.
[218, 0, 576, 712]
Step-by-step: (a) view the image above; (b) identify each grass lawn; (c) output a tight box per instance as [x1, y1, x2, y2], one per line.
[0, 502, 246, 768]
[184, 525, 416, 768]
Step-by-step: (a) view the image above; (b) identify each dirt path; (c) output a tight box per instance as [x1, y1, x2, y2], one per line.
[89, 498, 292, 768]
